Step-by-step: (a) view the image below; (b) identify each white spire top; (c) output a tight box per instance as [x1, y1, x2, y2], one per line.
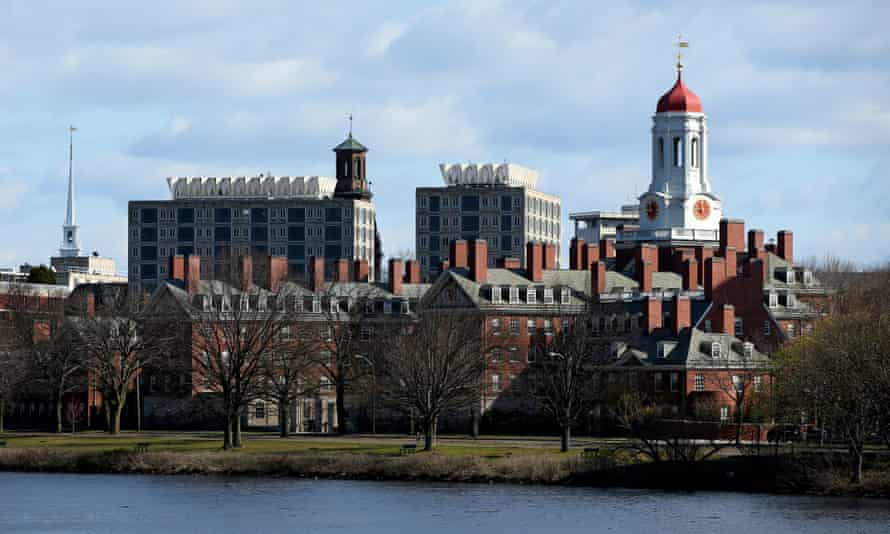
[59, 126, 81, 257]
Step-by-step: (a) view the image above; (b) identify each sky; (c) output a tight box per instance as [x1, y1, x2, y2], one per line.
[1, 0, 888, 272]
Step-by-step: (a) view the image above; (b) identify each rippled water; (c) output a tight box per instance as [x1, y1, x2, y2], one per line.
[2, 472, 889, 533]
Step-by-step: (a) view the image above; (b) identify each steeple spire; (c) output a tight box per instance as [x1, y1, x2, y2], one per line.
[60, 125, 81, 257]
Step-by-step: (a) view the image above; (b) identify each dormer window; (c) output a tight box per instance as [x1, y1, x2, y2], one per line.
[491, 286, 502, 304]
[199, 294, 210, 312]
[560, 287, 571, 305]
[543, 288, 554, 304]
[312, 298, 321, 314]
[743, 342, 754, 358]
[803, 271, 814, 285]
[330, 298, 339, 313]
[711, 342, 722, 358]
[657, 342, 674, 359]
[401, 300, 410, 314]
[383, 300, 392, 314]
[365, 300, 375, 314]
[768, 292, 778, 308]
[786, 292, 796, 308]
[784, 270, 795, 284]
[509, 287, 520, 304]
[526, 287, 537, 304]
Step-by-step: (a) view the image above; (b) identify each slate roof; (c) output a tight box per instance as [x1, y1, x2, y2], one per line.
[332, 134, 368, 152]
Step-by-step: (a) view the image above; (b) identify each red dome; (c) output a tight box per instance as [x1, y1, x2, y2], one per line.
[656, 72, 702, 113]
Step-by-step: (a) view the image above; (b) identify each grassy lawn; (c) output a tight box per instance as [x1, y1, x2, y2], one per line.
[0, 432, 569, 458]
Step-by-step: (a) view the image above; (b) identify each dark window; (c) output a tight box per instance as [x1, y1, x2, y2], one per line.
[325, 244, 341, 259]
[428, 234, 440, 252]
[215, 226, 231, 242]
[429, 255, 441, 271]
[429, 215, 440, 232]
[177, 227, 194, 242]
[325, 226, 342, 241]
[289, 263, 305, 280]
[214, 245, 230, 259]
[177, 208, 194, 223]
[141, 246, 158, 261]
[461, 195, 479, 212]
[141, 263, 157, 279]
[501, 215, 512, 231]
[251, 208, 268, 224]
[251, 226, 268, 242]
[288, 226, 305, 241]
[252, 244, 268, 254]
[462, 215, 479, 232]
[429, 196, 440, 212]
[140, 227, 157, 242]
[325, 207, 342, 222]
[287, 244, 305, 260]
[501, 234, 512, 252]
[215, 208, 231, 223]
[287, 207, 305, 223]
[501, 195, 512, 212]
[141, 208, 157, 224]
[177, 245, 194, 256]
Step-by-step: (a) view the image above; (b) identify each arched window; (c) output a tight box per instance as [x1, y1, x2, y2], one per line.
[658, 138, 664, 169]
[673, 137, 683, 167]
[690, 138, 698, 168]
[354, 158, 361, 177]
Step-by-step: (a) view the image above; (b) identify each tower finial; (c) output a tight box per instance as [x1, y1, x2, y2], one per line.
[60, 125, 81, 257]
[347, 112, 353, 138]
[676, 35, 689, 73]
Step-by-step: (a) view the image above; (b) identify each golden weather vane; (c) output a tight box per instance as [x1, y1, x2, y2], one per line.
[676, 35, 689, 71]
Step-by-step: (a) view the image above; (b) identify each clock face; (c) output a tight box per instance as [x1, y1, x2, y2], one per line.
[645, 199, 659, 220]
[693, 198, 711, 220]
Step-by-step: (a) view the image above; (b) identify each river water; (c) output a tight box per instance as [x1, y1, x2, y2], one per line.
[2, 472, 889, 533]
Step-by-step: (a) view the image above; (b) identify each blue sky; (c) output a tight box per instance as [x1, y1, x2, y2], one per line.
[1, 0, 888, 271]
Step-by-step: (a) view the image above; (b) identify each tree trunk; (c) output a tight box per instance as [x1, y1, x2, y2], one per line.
[112, 402, 125, 435]
[423, 420, 434, 451]
[0, 398, 5, 434]
[223, 417, 233, 450]
[471, 406, 480, 439]
[55, 398, 63, 434]
[336, 382, 347, 435]
[279, 399, 289, 438]
[233, 411, 243, 448]
[851, 450, 864, 484]
[561, 425, 570, 453]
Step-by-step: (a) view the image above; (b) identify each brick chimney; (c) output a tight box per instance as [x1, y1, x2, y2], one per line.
[673, 296, 691, 336]
[309, 256, 324, 292]
[777, 230, 793, 264]
[599, 238, 616, 259]
[719, 304, 735, 335]
[569, 238, 585, 270]
[469, 239, 488, 283]
[169, 255, 185, 281]
[721, 246, 738, 280]
[186, 255, 201, 295]
[267, 256, 287, 293]
[704, 256, 726, 303]
[334, 258, 350, 282]
[591, 260, 606, 296]
[748, 229, 765, 258]
[683, 259, 699, 291]
[239, 256, 253, 292]
[497, 257, 522, 269]
[389, 258, 404, 296]
[450, 239, 469, 269]
[695, 246, 713, 286]
[750, 258, 767, 289]
[543, 243, 557, 271]
[720, 218, 746, 251]
[584, 243, 600, 269]
[636, 243, 659, 274]
[644, 296, 662, 334]
[640, 260, 654, 293]
[405, 260, 421, 284]
[354, 259, 369, 282]
[526, 242, 544, 282]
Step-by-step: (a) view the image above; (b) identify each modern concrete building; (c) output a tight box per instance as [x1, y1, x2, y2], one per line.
[570, 204, 640, 244]
[415, 163, 561, 281]
[127, 134, 380, 297]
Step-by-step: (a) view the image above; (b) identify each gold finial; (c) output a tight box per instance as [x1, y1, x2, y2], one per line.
[676, 34, 689, 71]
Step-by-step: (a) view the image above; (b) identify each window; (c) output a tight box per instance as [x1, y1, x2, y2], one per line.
[657, 342, 669, 359]
[704, 319, 712, 333]
[720, 406, 730, 423]
[786, 292, 796, 308]
[544, 319, 553, 335]
[491, 286, 502, 304]
[255, 401, 266, 420]
[754, 375, 763, 392]
[320, 376, 332, 391]
[491, 318, 501, 335]
[526, 287, 536, 304]
[312, 298, 321, 313]
[509, 319, 519, 335]
[560, 287, 571, 305]
[690, 137, 698, 168]
[743, 342, 754, 358]
[786, 323, 795, 338]
[527, 319, 536, 335]
[768, 292, 778, 308]
[383, 300, 392, 314]
[491, 374, 501, 393]
[673, 137, 683, 167]
[732, 375, 743, 393]
[543, 288, 554, 304]
[654, 373, 663, 392]
[508, 347, 519, 362]
[711, 342, 722, 358]
[763, 320, 771, 336]
[509, 287, 520, 304]
[734, 318, 744, 337]
[670, 372, 680, 392]
[491, 349, 501, 363]
[360, 326, 371, 341]
[694, 374, 705, 392]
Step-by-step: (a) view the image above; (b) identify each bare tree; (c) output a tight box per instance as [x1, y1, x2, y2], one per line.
[379, 310, 485, 451]
[260, 321, 317, 438]
[191, 286, 289, 449]
[706, 341, 770, 446]
[528, 313, 609, 452]
[0, 349, 26, 433]
[76, 304, 175, 434]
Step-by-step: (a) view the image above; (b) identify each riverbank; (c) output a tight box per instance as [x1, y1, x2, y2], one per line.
[1, 445, 888, 498]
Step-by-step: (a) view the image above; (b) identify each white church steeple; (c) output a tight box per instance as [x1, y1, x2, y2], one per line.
[638, 41, 721, 241]
[59, 125, 81, 258]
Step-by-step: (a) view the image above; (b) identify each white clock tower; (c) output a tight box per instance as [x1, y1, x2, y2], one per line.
[638, 48, 722, 242]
